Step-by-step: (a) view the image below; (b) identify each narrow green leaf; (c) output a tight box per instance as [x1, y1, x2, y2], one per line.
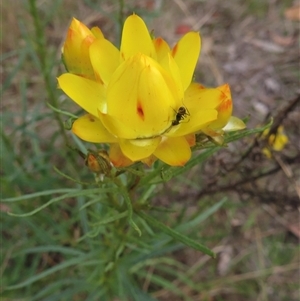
[2, 189, 76, 202]
[177, 197, 227, 232]
[47, 102, 78, 119]
[92, 211, 128, 226]
[7, 188, 117, 217]
[137, 212, 215, 257]
[15, 246, 85, 257]
[53, 166, 92, 186]
[138, 271, 193, 301]
[5, 254, 92, 290]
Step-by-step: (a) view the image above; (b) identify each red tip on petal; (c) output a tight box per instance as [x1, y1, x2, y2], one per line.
[171, 43, 178, 57]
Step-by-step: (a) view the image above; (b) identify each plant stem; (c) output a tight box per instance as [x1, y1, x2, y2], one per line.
[112, 177, 141, 236]
[117, 0, 125, 45]
[27, 0, 69, 144]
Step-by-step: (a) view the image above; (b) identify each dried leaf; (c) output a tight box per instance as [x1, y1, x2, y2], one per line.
[288, 223, 300, 238]
[284, 5, 300, 21]
[271, 33, 295, 47]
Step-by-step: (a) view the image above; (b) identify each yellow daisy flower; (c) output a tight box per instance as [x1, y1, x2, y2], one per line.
[58, 14, 244, 166]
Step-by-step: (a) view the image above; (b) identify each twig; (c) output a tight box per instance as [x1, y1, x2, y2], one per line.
[272, 153, 300, 199]
[267, 94, 300, 137]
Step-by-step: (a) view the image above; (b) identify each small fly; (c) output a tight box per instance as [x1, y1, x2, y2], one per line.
[171, 106, 190, 126]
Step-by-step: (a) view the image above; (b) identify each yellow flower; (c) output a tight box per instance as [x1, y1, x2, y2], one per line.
[262, 126, 289, 158]
[58, 14, 243, 166]
[62, 18, 104, 79]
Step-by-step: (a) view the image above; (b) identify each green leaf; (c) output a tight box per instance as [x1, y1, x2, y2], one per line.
[5, 253, 95, 290]
[139, 119, 273, 185]
[137, 271, 193, 301]
[6, 188, 118, 217]
[2, 189, 76, 202]
[92, 211, 128, 226]
[116, 179, 142, 236]
[15, 246, 85, 257]
[137, 212, 215, 257]
[177, 197, 227, 232]
[47, 102, 78, 119]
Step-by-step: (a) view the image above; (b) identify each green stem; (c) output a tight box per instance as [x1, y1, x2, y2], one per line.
[112, 177, 141, 236]
[27, 0, 69, 144]
[117, 0, 125, 45]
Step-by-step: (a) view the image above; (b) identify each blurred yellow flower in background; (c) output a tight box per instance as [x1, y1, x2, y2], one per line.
[262, 126, 289, 158]
[58, 14, 245, 167]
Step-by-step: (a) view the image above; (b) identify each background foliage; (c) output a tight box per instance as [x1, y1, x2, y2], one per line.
[1, 0, 299, 300]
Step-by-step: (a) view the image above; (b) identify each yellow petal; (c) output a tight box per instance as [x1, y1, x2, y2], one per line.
[222, 116, 246, 132]
[159, 53, 184, 102]
[91, 26, 104, 39]
[153, 37, 170, 63]
[273, 134, 288, 151]
[172, 32, 201, 91]
[70, 18, 94, 38]
[262, 147, 272, 158]
[167, 109, 218, 137]
[209, 84, 233, 129]
[119, 137, 161, 161]
[72, 114, 117, 143]
[62, 18, 97, 78]
[154, 136, 191, 166]
[109, 143, 133, 167]
[57, 74, 106, 116]
[98, 111, 140, 139]
[106, 54, 178, 138]
[268, 126, 288, 151]
[185, 133, 196, 146]
[141, 155, 157, 166]
[120, 14, 156, 61]
[90, 39, 120, 86]
[184, 83, 223, 110]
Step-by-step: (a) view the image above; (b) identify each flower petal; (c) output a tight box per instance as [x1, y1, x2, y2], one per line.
[106, 54, 179, 138]
[154, 136, 191, 166]
[120, 14, 156, 61]
[209, 84, 233, 129]
[142, 155, 157, 166]
[90, 26, 104, 39]
[90, 38, 120, 86]
[119, 137, 161, 161]
[172, 32, 201, 91]
[72, 114, 117, 143]
[167, 109, 218, 137]
[58, 73, 106, 116]
[271, 126, 289, 151]
[185, 133, 196, 146]
[184, 83, 223, 110]
[62, 18, 97, 78]
[159, 53, 184, 102]
[99, 111, 140, 139]
[153, 37, 170, 63]
[109, 143, 133, 167]
[222, 116, 246, 132]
